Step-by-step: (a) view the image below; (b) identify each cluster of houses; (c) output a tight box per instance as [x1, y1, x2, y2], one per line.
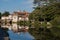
[1, 11, 29, 32]
[1, 11, 29, 23]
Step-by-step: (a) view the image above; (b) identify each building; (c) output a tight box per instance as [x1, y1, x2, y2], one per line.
[1, 16, 9, 23]
[1, 11, 29, 22]
[12, 11, 29, 22]
[1, 15, 12, 23]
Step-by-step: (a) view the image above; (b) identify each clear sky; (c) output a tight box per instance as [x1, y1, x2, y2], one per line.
[0, 0, 34, 13]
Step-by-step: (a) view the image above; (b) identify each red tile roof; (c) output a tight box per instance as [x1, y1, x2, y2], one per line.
[12, 11, 29, 18]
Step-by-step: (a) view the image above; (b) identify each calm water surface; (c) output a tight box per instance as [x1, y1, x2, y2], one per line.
[7, 30, 35, 40]
[1, 23, 35, 40]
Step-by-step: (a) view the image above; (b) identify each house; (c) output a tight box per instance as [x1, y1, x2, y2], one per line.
[1, 11, 29, 22]
[12, 11, 29, 22]
[12, 12, 18, 22]
[1, 16, 8, 22]
[1, 15, 12, 23]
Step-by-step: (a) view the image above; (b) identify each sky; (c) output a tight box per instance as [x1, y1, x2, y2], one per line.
[0, 0, 34, 13]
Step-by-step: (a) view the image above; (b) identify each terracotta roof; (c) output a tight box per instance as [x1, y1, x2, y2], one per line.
[11, 11, 29, 18]
[13, 11, 28, 15]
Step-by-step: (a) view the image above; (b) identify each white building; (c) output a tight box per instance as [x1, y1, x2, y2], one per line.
[1, 15, 12, 22]
[12, 11, 29, 22]
[12, 13, 18, 22]
[1, 11, 29, 22]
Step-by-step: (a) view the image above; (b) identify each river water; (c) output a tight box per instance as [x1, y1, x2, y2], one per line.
[7, 30, 35, 40]
[0, 23, 35, 40]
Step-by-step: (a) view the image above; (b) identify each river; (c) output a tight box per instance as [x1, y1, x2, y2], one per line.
[0, 23, 35, 40]
[7, 30, 35, 40]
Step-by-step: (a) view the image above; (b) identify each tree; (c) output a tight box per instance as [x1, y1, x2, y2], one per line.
[50, 16, 60, 27]
[40, 2, 60, 22]
[34, 0, 49, 6]
[29, 2, 60, 40]
[18, 21, 30, 26]
[0, 12, 1, 19]
[2, 11, 10, 16]
[33, 0, 60, 7]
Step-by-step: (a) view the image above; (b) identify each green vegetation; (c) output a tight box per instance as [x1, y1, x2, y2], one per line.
[2, 11, 10, 16]
[0, 12, 1, 19]
[18, 21, 30, 26]
[33, 0, 60, 6]
[29, 2, 60, 40]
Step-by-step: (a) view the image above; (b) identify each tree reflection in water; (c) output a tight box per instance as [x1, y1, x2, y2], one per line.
[0, 27, 9, 40]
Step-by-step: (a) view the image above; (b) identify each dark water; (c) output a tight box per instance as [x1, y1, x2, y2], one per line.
[0, 28, 9, 40]
[7, 30, 35, 40]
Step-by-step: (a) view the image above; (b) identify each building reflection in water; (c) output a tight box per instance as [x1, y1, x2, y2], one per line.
[1, 23, 29, 32]
[1, 23, 35, 40]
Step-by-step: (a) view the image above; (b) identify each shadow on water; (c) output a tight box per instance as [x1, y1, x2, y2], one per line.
[0, 26, 9, 40]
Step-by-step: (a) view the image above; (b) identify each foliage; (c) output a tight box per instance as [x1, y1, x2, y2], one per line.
[42, 3, 60, 21]
[29, 27, 60, 40]
[18, 21, 30, 26]
[29, 7, 40, 21]
[29, 2, 60, 40]
[0, 12, 1, 19]
[33, 0, 60, 6]
[29, 2, 60, 22]
[28, 7, 40, 21]
[2, 11, 10, 16]
[50, 16, 60, 27]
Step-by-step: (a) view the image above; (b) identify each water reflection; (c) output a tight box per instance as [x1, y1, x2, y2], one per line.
[0, 27, 9, 40]
[1, 23, 35, 40]
[8, 30, 35, 40]
[1, 23, 29, 32]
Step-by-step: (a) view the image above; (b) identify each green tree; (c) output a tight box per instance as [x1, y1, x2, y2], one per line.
[50, 16, 60, 27]
[2, 11, 10, 16]
[18, 21, 30, 26]
[0, 12, 1, 19]
[33, 0, 60, 6]
[29, 2, 60, 40]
